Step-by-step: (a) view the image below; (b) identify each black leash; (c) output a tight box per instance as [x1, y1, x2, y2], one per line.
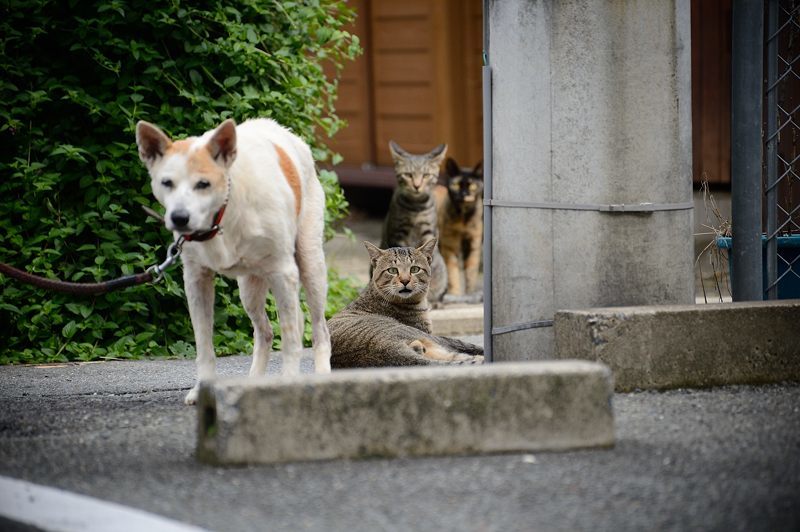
[0, 236, 184, 296]
[0, 192, 229, 297]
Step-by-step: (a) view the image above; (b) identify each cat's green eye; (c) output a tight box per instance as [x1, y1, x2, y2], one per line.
[469, 183, 477, 191]
[410, 266, 420, 273]
[387, 267, 399, 274]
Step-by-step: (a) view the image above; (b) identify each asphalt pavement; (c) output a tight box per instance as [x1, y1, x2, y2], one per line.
[0, 349, 798, 532]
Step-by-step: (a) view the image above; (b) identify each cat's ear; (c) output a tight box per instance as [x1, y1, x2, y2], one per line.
[445, 157, 461, 178]
[427, 144, 447, 165]
[473, 160, 483, 179]
[417, 238, 438, 265]
[364, 241, 383, 266]
[389, 140, 410, 164]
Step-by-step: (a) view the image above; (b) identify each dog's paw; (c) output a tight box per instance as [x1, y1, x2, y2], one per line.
[184, 386, 200, 405]
[314, 362, 332, 374]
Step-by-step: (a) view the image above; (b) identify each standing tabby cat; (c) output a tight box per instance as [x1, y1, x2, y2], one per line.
[328, 239, 484, 368]
[434, 157, 484, 295]
[380, 141, 448, 305]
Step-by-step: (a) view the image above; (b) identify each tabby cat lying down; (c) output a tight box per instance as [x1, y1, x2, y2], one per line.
[328, 239, 484, 368]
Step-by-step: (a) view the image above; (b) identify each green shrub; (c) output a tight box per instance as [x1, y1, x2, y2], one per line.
[0, 0, 361, 364]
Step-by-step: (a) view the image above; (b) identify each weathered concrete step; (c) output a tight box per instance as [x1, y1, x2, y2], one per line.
[430, 304, 483, 336]
[196, 361, 614, 465]
[554, 300, 800, 392]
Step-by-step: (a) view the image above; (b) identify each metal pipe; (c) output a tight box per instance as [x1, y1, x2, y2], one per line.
[482, 0, 493, 362]
[765, 0, 779, 299]
[731, 0, 764, 301]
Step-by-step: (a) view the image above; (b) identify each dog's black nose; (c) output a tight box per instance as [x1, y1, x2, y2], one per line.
[171, 210, 190, 228]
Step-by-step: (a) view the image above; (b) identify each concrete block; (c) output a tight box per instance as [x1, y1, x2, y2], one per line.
[196, 361, 614, 465]
[430, 304, 483, 336]
[554, 301, 800, 391]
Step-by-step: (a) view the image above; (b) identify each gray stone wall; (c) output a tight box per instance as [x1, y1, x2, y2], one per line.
[489, 0, 694, 360]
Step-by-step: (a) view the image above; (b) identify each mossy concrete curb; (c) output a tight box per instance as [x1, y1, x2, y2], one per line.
[554, 300, 800, 391]
[196, 361, 614, 465]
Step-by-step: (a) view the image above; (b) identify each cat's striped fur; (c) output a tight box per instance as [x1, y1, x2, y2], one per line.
[380, 141, 448, 305]
[328, 239, 484, 368]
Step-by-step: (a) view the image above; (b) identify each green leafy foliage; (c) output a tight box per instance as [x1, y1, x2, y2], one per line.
[0, 0, 361, 364]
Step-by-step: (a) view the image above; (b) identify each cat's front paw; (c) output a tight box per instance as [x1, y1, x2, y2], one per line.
[409, 340, 427, 355]
[452, 354, 484, 364]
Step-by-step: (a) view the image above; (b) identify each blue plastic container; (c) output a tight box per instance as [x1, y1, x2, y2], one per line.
[716, 235, 800, 299]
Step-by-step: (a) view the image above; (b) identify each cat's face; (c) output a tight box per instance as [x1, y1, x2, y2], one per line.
[365, 239, 438, 304]
[445, 158, 483, 206]
[389, 141, 447, 200]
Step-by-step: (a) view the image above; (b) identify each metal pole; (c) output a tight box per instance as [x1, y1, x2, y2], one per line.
[482, 0, 493, 362]
[765, 0, 779, 299]
[731, 0, 764, 301]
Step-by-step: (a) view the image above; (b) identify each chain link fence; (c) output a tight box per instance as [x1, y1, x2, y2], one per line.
[764, 0, 800, 299]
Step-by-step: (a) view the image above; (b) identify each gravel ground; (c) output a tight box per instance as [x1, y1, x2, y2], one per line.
[0, 354, 798, 532]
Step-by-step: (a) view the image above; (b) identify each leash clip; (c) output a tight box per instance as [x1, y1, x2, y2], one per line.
[147, 236, 185, 283]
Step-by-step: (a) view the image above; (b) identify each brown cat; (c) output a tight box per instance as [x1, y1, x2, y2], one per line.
[328, 239, 484, 368]
[434, 157, 484, 296]
[380, 141, 448, 306]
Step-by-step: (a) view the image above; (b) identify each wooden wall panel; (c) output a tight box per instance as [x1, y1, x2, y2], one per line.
[330, 0, 484, 180]
[371, 19, 430, 51]
[460, 0, 484, 167]
[374, 85, 435, 116]
[691, 0, 731, 186]
[325, 0, 373, 166]
[372, 51, 435, 82]
[371, 0, 430, 18]
[370, 0, 438, 165]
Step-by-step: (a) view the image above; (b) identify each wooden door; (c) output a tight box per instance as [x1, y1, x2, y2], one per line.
[326, 0, 373, 167]
[691, 0, 732, 186]
[328, 0, 484, 184]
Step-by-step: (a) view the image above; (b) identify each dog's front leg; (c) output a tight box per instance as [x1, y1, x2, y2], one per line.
[267, 266, 303, 376]
[183, 262, 216, 405]
[238, 275, 274, 377]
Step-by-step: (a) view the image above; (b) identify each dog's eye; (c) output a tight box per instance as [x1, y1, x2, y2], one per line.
[161, 179, 173, 189]
[387, 267, 399, 275]
[195, 180, 210, 190]
[410, 266, 420, 273]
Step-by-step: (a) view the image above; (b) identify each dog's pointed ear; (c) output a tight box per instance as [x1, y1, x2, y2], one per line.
[417, 238, 438, 265]
[136, 121, 172, 168]
[207, 119, 238, 168]
[445, 157, 461, 178]
[364, 241, 383, 266]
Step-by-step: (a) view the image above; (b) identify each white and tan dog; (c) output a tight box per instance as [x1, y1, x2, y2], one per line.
[136, 118, 331, 404]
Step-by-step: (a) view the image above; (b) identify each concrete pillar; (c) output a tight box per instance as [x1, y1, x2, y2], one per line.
[488, 0, 694, 361]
